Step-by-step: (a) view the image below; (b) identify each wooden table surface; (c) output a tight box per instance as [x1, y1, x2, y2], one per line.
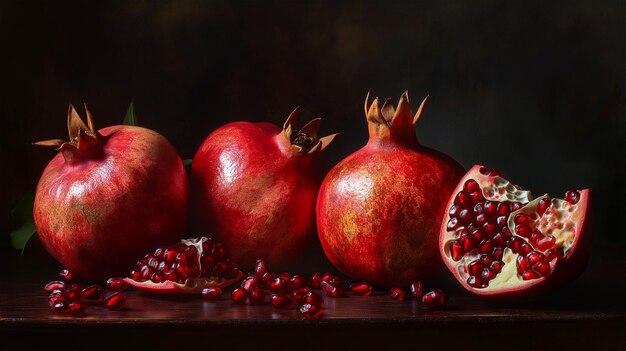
[1, 242, 625, 351]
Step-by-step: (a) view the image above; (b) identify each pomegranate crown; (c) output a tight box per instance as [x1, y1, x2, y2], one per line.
[33, 104, 104, 163]
[281, 107, 338, 155]
[364, 91, 428, 145]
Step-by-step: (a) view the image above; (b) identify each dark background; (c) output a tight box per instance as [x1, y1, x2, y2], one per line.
[1, 0, 625, 258]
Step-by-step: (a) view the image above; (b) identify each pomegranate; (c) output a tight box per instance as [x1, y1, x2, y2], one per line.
[192, 108, 338, 269]
[33, 105, 189, 280]
[124, 236, 244, 294]
[316, 92, 465, 287]
[439, 165, 590, 298]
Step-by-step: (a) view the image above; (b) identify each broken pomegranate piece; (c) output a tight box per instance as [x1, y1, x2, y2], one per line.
[124, 236, 244, 294]
[439, 165, 590, 298]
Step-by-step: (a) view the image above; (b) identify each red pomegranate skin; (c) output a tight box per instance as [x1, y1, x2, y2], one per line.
[34, 110, 189, 281]
[192, 110, 335, 270]
[316, 93, 464, 287]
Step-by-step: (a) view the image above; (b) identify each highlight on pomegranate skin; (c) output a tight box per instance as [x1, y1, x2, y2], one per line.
[439, 165, 590, 298]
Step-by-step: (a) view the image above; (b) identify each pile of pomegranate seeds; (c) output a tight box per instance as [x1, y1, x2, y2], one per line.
[388, 280, 447, 309]
[44, 269, 128, 316]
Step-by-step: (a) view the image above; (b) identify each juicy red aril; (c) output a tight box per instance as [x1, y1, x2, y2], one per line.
[261, 272, 277, 287]
[422, 289, 447, 308]
[104, 292, 126, 310]
[81, 285, 104, 301]
[254, 259, 267, 277]
[65, 302, 85, 315]
[299, 303, 323, 319]
[348, 282, 372, 296]
[565, 190, 580, 204]
[44, 281, 66, 292]
[268, 278, 288, 293]
[231, 288, 248, 304]
[271, 294, 292, 309]
[241, 276, 259, 291]
[320, 281, 342, 297]
[66, 284, 81, 301]
[106, 278, 127, 292]
[304, 291, 324, 305]
[291, 275, 308, 289]
[388, 287, 405, 301]
[409, 280, 424, 298]
[50, 300, 68, 313]
[201, 287, 222, 301]
[310, 272, 322, 288]
[278, 272, 292, 282]
[59, 269, 76, 283]
[291, 287, 311, 305]
[249, 289, 266, 305]
[464, 179, 480, 193]
[537, 198, 551, 216]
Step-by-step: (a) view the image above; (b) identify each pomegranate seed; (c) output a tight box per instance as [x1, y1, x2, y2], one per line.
[447, 217, 459, 231]
[388, 287, 405, 301]
[254, 259, 267, 277]
[492, 233, 506, 246]
[450, 241, 463, 261]
[422, 289, 447, 308]
[479, 240, 492, 254]
[231, 288, 249, 305]
[348, 282, 373, 296]
[310, 272, 322, 289]
[496, 216, 507, 227]
[449, 204, 461, 217]
[526, 252, 544, 266]
[517, 256, 529, 271]
[292, 287, 311, 305]
[249, 289, 266, 305]
[533, 262, 551, 277]
[271, 294, 292, 309]
[468, 260, 483, 276]
[65, 302, 85, 315]
[480, 254, 493, 266]
[537, 235, 556, 251]
[460, 237, 474, 252]
[278, 272, 292, 282]
[66, 284, 81, 301]
[321, 272, 333, 284]
[470, 191, 484, 203]
[104, 292, 126, 310]
[59, 269, 76, 283]
[564, 190, 580, 204]
[467, 276, 482, 288]
[130, 270, 141, 281]
[241, 276, 259, 291]
[50, 300, 68, 313]
[520, 243, 532, 255]
[408, 280, 424, 298]
[492, 246, 504, 260]
[475, 213, 487, 225]
[261, 272, 277, 287]
[304, 291, 324, 305]
[497, 202, 510, 216]
[464, 179, 479, 193]
[299, 303, 323, 319]
[48, 291, 66, 307]
[470, 228, 485, 241]
[291, 275, 308, 289]
[545, 249, 563, 261]
[522, 270, 539, 280]
[44, 281, 66, 292]
[458, 209, 471, 223]
[490, 261, 504, 273]
[480, 268, 495, 281]
[320, 281, 342, 297]
[81, 285, 104, 301]
[268, 278, 288, 293]
[514, 214, 530, 225]
[331, 275, 343, 288]
[508, 237, 523, 253]
[485, 201, 498, 216]
[201, 287, 222, 301]
[516, 225, 532, 237]
[106, 278, 127, 292]
[483, 222, 497, 235]
[537, 198, 551, 216]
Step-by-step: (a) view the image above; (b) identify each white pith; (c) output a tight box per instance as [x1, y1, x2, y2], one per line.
[442, 169, 583, 292]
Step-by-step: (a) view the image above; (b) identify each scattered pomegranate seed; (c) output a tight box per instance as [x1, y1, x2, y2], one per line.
[254, 259, 267, 277]
[564, 190, 580, 204]
[260, 272, 277, 287]
[104, 292, 126, 311]
[320, 281, 343, 297]
[278, 272, 292, 282]
[348, 282, 372, 296]
[422, 289, 447, 308]
[59, 269, 76, 283]
[106, 277, 127, 292]
[310, 272, 322, 289]
[304, 291, 324, 306]
[81, 285, 104, 302]
[66, 284, 81, 301]
[201, 287, 222, 301]
[388, 287, 405, 301]
[408, 280, 424, 298]
[271, 293, 292, 309]
[65, 302, 85, 314]
[249, 289, 266, 305]
[299, 303, 322, 319]
[44, 281, 66, 292]
[50, 300, 68, 313]
[292, 287, 311, 305]
[241, 276, 259, 291]
[231, 288, 249, 305]
[290, 275, 308, 289]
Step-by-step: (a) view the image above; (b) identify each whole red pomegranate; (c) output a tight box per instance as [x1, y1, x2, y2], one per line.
[439, 165, 590, 298]
[34, 105, 189, 281]
[192, 108, 337, 269]
[316, 92, 465, 287]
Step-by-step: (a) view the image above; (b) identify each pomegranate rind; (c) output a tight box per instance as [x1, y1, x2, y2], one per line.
[439, 164, 590, 298]
[123, 271, 244, 295]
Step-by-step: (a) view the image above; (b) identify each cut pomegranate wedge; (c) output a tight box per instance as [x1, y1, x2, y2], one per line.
[439, 165, 590, 298]
[124, 237, 244, 294]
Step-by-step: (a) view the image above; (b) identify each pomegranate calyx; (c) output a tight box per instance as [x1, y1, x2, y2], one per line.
[33, 104, 104, 164]
[281, 107, 337, 155]
[364, 91, 428, 146]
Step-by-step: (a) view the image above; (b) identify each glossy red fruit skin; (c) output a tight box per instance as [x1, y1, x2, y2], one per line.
[438, 165, 591, 299]
[192, 110, 336, 270]
[34, 107, 189, 281]
[317, 93, 464, 287]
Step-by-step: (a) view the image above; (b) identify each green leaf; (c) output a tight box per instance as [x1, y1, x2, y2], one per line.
[123, 100, 139, 126]
[183, 159, 192, 167]
[10, 222, 36, 254]
[9, 192, 36, 253]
